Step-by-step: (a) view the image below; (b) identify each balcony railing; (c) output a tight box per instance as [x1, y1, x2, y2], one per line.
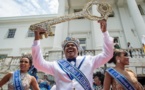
[122, 48, 145, 58]
[0, 48, 144, 90]
[0, 48, 144, 74]
[44, 48, 145, 61]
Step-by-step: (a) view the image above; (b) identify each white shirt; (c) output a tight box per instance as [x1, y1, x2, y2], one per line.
[51, 85, 56, 90]
[142, 35, 145, 44]
[32, 31, 113, 90]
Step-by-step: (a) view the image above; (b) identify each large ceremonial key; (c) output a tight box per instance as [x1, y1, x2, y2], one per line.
[29, 0, 112, 39]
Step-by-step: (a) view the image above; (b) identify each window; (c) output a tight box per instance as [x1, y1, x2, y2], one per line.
[28, 30, 34, 37]
[108, 11, 115, 17]
[138, 5, 145, 15]
[7, 29, 16, 38]
[0, 54, 7, 59]
[79, 38, 86, 50]
[79, 38, 86, 44]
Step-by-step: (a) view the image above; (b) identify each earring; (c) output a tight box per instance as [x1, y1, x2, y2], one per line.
[117, 60, 120, 63]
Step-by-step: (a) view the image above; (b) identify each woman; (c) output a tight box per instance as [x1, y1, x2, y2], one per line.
[0, 54, 39, 90]
[103, 49, 143, 90]
[38, 74, 51, 90]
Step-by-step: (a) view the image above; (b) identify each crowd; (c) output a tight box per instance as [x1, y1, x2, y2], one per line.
[0, 19, 144, 90]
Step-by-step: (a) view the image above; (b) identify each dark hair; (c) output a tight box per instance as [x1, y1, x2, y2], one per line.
[108, 49, 128, 64]
[20, 54, 33, 66]
[93, 72, 104, 85]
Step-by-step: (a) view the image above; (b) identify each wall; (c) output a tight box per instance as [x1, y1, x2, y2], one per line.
[0, 17, 55, 56]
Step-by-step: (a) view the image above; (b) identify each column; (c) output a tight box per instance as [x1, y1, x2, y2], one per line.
[53, 0, 65, 49]
[118, 6, 140, 47]
[127, 0, 145, 41]
[91, 5, 103, 49]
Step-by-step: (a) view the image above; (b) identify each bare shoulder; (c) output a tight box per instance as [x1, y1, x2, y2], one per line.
[125, 68, 134, 72]
[1, 72, 13, 81]
[29, 75, 34, 79]
[29, 75, 37, 82]
[105, 70, 113, 80]
[5, 72, 13, 78]
[125, 68, 136, 77]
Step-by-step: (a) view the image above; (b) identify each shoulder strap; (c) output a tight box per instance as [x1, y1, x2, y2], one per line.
[57, 58, 92, 90]
[106, 68, 135, 90]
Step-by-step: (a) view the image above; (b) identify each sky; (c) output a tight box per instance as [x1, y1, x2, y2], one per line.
[0, 0, 59, 17]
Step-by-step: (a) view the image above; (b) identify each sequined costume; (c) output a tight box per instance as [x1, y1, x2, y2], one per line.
[8, 72, 31, 90]
[111, 69, 143, 90]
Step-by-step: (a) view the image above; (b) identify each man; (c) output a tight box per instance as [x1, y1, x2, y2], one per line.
[113, 38, 120, 49]
[127, 42, 133, 58]
[32, 20, 113, 90]
[38, 74, 51, 90]
[142, 35, 145, 53]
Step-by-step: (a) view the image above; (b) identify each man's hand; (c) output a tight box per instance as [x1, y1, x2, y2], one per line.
[98, 19, 107, 32]
[34, 27, 47, 40]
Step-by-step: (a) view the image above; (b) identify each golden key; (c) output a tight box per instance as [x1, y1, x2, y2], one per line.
[29, 0, 112, 39]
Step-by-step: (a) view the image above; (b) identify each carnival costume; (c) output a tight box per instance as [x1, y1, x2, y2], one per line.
[107, 68, 143, 90]
[8, 70, 31, 90]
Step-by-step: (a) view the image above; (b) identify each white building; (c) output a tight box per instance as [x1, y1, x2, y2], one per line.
[0, 0, 145, 56]
[0, 0, 145, 87]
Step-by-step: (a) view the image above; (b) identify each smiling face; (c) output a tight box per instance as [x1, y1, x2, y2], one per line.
[64, 42, 79, 59]
[20, 57, 31, 72]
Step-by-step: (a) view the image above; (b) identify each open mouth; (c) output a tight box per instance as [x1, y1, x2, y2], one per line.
[20, 65, 26, 69]
[67, 49, 74, 53]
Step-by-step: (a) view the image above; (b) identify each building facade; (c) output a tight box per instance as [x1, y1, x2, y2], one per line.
[0, 0, 145, 56]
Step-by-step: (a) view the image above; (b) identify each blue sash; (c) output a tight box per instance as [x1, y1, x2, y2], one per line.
[13, 70, 24, 90]
[28, 65, 38, 80]
[106, 68, 135, 90]
[57, 58, 92, 90]
[28, 65, 35, 74]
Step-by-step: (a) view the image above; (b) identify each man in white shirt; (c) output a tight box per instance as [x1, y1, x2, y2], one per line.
[32, 20, 113, 90]
[127, 42, 133, 58]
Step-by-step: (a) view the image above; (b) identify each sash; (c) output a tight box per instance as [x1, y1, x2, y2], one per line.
[28, 65, 35, 73]
[57, 58, 92, 90]
[13, 70, 24, 90]
[28, 65, 36, 76]
[28, 65, 38, 80]
[106, 68, 135, 90]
